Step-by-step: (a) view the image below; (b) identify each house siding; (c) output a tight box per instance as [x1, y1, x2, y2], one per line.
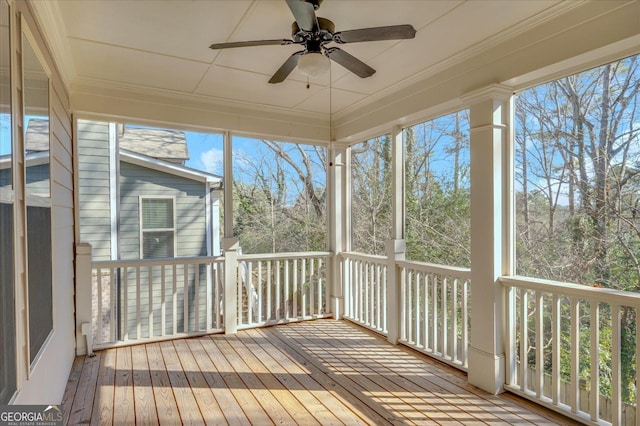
[119, 162, 208, 259]
[76, 119, 112, 261]
[119, 162, 209, 336]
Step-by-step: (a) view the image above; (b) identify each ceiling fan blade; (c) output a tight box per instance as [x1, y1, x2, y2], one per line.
[333, 25, 416, 43]
[269, 51, 305, 84]
[325, 48, 375, 78]
[210, 39, 293, 49]
[285, 0, 318, 32]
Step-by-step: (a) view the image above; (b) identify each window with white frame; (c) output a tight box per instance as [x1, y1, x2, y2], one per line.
[140, 197, 175, 259]
[23, 28, 53, 367]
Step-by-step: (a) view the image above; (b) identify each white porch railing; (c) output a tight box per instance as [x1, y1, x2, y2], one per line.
[80, 243, 332, 350]
[237, 252, 332, 328]
[91, 256, 224, 348]
[398, 260, 470, 371]
[82, 243, 640, 425]
[501, 276, 639, 426]
[341, 252, 388, 334]
[341, 251, 471, 371]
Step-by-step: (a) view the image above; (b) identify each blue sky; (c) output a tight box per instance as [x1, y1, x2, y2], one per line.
[0, 114, 11, 156]
[180, 129, 328, 195]
[183, 130, 224, 175]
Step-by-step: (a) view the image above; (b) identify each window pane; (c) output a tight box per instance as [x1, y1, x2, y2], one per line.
[142, 198, 173, 229]
[351, 134, 392, 256]
[142, 231, 174, 258]
[404, 110, 470, 267]
[0, 0, 10, 185]
[26, 206, 51, 361]
[23, 31, 52, 364]
[0, 203, 14, 404]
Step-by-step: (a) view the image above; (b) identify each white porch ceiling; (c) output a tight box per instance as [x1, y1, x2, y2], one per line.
[46, 0, 571, 120]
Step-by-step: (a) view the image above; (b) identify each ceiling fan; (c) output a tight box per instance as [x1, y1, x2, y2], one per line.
[209, 0, 416, 84]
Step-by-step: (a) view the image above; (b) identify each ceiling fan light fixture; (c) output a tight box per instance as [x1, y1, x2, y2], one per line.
[298, 52, 330, 77]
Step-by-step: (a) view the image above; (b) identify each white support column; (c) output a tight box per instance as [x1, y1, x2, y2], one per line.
[75, 243, 93, 355]
[385, 239, 405, 344]
[211, 191, 221, 256]
[384, 124, 406, 345]
[463, 84, 513, 395]
[328, 144, 347, 319]
[108, 122, 119, 261]
[223, 237, 239, 334]
[223, 131, 233, 239]
[391, 125, 405, 240]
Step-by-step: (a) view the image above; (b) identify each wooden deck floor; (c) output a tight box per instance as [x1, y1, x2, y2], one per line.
[62, 320, 577, 425]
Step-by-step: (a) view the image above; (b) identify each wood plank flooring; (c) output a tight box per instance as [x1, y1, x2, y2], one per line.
[62, 319, 578, 425]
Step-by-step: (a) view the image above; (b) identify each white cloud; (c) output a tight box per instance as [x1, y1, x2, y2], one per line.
[200, 147, 223, 175]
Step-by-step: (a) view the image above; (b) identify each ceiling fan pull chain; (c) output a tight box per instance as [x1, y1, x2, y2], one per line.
[307, 76, 310, 89]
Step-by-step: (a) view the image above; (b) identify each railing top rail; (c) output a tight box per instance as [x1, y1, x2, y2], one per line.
[500, 275, 640, 307]
[238, 251, 331, 261]
[396, 259, 471, 279]
[340, 251, 388, 263]
[92, 255, 224, 268]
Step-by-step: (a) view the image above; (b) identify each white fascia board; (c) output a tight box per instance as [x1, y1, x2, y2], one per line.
[119, 149, 222, 184]
[0, 151, 50, 170]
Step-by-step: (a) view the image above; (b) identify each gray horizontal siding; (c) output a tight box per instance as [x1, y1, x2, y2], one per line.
[77, 119, 111, 261]
[115, 264, 219, 338]
[119, 162, 208, 261]
[79, 120, 214, 340]
[117, 161, 211, 337]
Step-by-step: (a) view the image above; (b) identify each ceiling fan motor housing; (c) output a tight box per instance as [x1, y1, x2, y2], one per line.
[291, 17, 335, 44]
[303, 0, 323, 10]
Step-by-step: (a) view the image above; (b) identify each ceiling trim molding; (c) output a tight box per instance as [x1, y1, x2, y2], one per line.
[332, 0, 640, 141]
[461, 84, 514, 106]
[71, 81, 331, 145]
[330, 0, 583, 121]
[28, 0, 75, 92]
[71, 77, 328, 123]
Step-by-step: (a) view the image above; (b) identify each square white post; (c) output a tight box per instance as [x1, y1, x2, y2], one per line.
[75, 242, 93, 355]
[211, 191, 221, 256]
[386, 124, 406, 344]
[391, 125, 405, 240]
[463, 84, 513, 394]
[328, 144, 348, 319]
[385, 239, 405, 344]
[223, 237, 239, 334]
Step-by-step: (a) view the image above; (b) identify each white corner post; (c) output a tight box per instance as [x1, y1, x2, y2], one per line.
[210, 190, 221, 256]
[223, 130, 233, 239]
[328, 144, 348, 319]
[75, 242, 93, 356]
[386, 124, 406, 345]
[464, 84, 513, 395]
[221, 131, 239, 334]
[223, 237, 239, 334]
[385, 239, 405, 344]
